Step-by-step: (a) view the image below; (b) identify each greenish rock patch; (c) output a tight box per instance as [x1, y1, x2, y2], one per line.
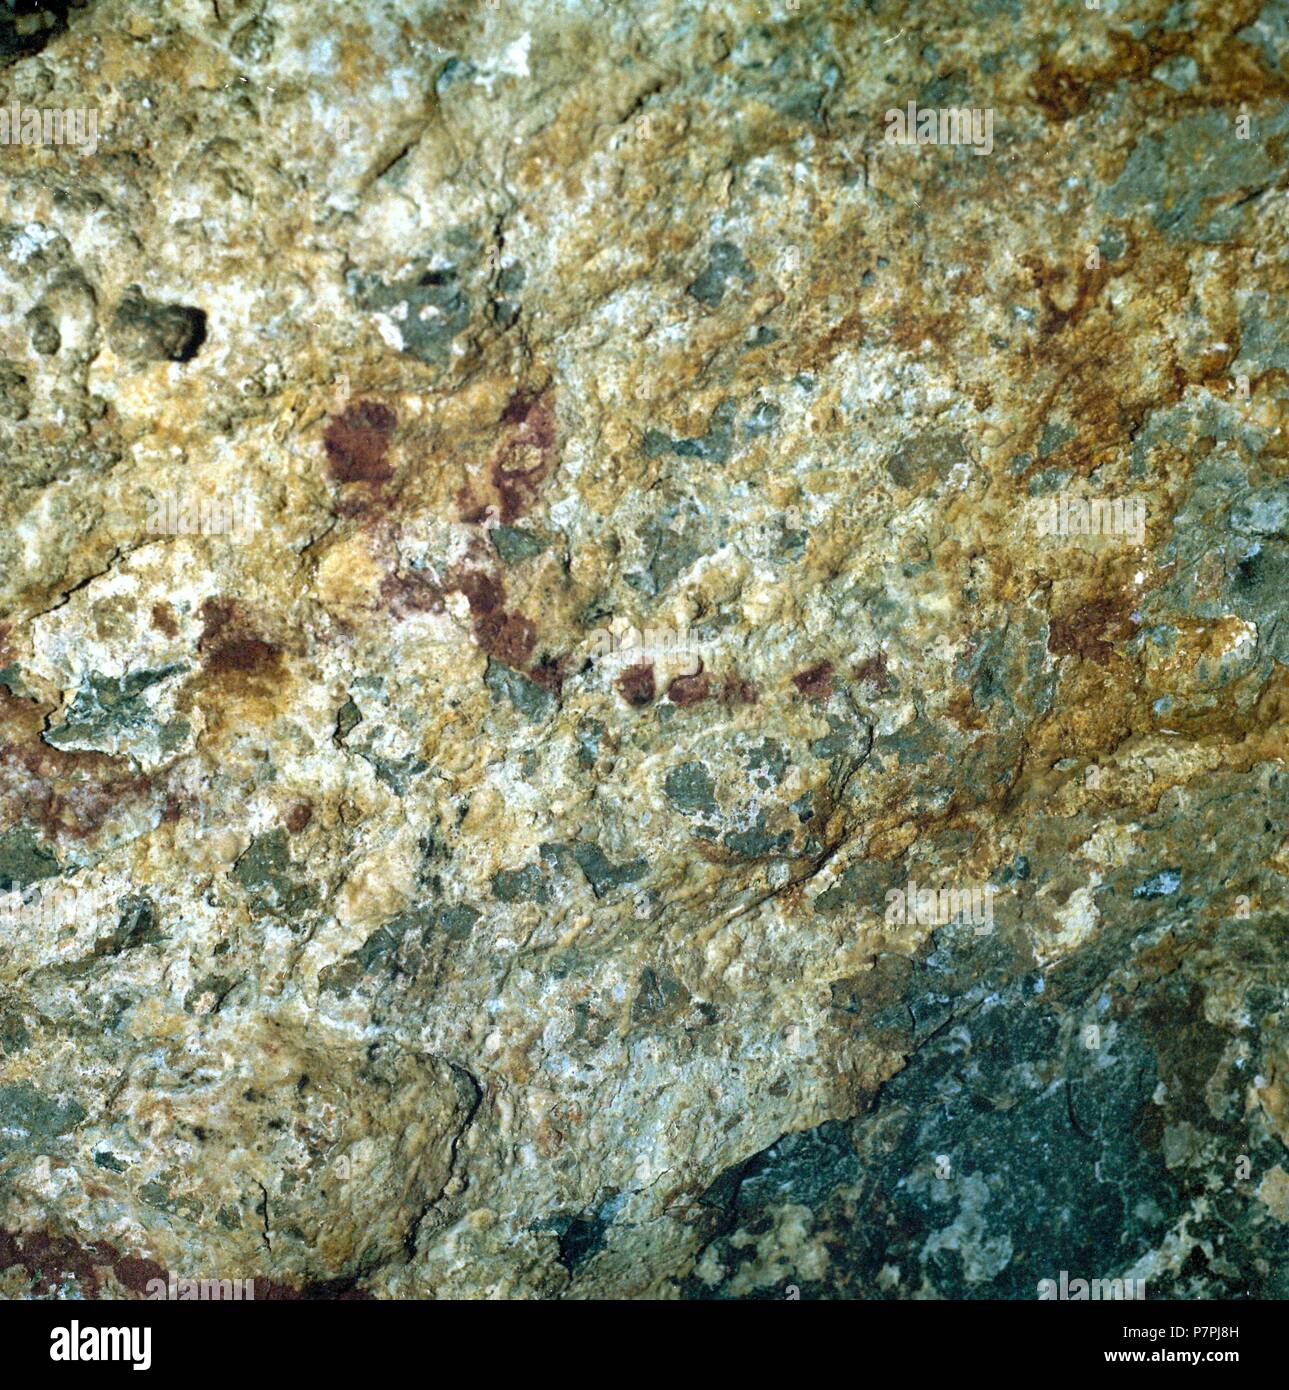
[43, 664, 189, 762]
[576, 718, 605, 769]
[534, 1190, 626, 1274]
[746, 738, 788, 788]
[570, 842, 647, 897]
[0, 827, 60, 891]
[1237, 0, 1289, 72]
[348, 259, 472, 366]
[484, 658, 555, 721]
[885, 429, 968, 490]
[492, 863, 550, 904]
[434, 903, 480, 942]
[230, 829, 319, 919]
[625, 505, 710, 596]
[0, 1082, 85, 1157]
[723, 810, 791, 860]
[664, 761, 718, 815]
[1104, 109, 1289, 243]
[631, 966, 691, 1026]
[491, 525, 550, 563]
[93, 894, 163, 957]
[687, 241, 753, 307]
[643, 398, 737, 466]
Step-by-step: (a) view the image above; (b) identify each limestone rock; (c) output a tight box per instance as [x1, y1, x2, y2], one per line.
[0, 0, 1286, 1302]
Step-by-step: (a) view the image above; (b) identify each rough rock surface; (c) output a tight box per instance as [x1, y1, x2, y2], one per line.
[0, 0, 1286, 1300]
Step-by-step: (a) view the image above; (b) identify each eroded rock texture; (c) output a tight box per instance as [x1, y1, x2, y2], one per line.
[0, 0, 1286, 1300]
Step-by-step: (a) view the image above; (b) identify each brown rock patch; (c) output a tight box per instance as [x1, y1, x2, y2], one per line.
[617, 662, 656, 707]
[793, 661, 833, 699]
[324, 400, 397, 484]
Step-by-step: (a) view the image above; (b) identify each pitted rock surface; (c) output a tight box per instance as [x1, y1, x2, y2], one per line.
[0, 0, 1286, 1300]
